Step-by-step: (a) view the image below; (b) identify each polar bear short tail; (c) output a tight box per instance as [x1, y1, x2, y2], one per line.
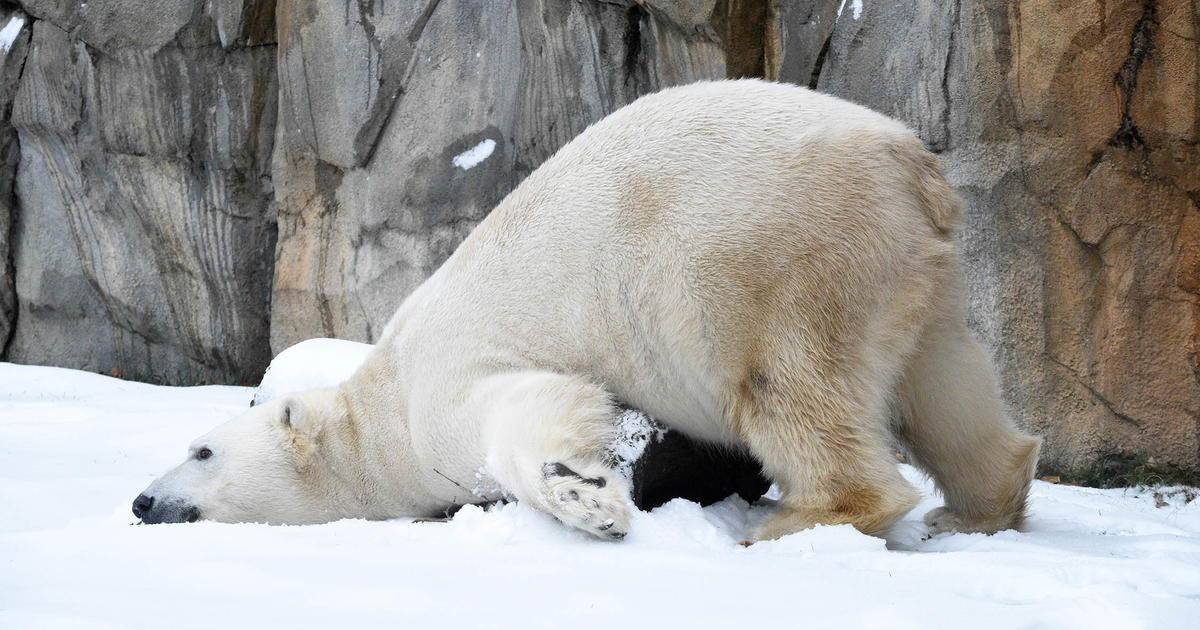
[886, 135, 964, 234]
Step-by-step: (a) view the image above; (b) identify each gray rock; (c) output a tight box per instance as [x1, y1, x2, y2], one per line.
[817, 1, 957, 151]
[210, 0, 276, 48]
[19, 0, 203, 53]
[764, 0, 839, 85]
[0, 5, 29, 354]
[6, 5, 277, 383]
[269, 0, 728, 350]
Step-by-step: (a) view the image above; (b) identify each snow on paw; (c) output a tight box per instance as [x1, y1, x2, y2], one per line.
[540, 462, 631, 540]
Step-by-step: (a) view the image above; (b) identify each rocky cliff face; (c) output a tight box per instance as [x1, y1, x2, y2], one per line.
[269, 0, 732, 348]
[2, 0, 1197, 472]
[270, 0, 841, 349]
[3, 0, 277, 383]
[0, 5, 27, 357]
[816, 0, 1199, 473]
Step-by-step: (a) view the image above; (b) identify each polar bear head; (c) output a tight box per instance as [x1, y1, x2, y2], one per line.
[132, 389, 343, 525]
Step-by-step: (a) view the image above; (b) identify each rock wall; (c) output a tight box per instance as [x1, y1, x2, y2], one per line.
[4, 0, 277, 383]
[269, 0, 731, 348]
[1, 0, 1196, 472]
[270, 0, 839, 349]
[0, 5, 26, 355]
[815, 0, 1199, 473]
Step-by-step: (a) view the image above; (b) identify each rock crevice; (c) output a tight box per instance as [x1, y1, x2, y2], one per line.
[1110, 0, 1155, 151]
[0, 4, 29, 357]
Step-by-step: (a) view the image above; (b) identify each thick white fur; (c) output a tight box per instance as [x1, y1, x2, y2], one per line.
[143, 80, 1039, 540]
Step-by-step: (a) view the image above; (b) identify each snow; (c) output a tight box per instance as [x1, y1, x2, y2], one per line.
[3, 361, 1200, 629]
[251, 337, 374, 405]
[452, 138, 496, 170]
[838, 0, 863, 20]
[0, 15, 25, 53]
[607, 408, 666, 480]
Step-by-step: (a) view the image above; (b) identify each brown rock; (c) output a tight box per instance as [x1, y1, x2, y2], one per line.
[812, 0, 1200, 472]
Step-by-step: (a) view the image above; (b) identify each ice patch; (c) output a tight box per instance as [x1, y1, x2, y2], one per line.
[0, 15, 25, 53]
[837, 0, 863, 20]
[452, 138, 496, 170]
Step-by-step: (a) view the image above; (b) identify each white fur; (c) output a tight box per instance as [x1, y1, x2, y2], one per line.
[139, 80, 1039, 540]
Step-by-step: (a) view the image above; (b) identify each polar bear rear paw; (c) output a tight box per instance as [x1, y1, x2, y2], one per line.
[924, 505, 1023, 535]
[923, 506, 962, 534]
[540, 462, 631, 540]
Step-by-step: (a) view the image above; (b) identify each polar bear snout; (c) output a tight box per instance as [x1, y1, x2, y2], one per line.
[132, 492, 201, 524]
[131, 493, 152, 519]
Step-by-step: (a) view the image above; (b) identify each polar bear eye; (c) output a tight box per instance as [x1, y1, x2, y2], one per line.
[195, 447, 213, 461]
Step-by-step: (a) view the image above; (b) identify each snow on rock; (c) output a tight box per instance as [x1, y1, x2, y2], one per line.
[451, 138, 496, 170]
[838, 0, 863, 20]
[3, 361, 1200, 628]
[251, 338, 374, 406]
[0, 14, 24, 53]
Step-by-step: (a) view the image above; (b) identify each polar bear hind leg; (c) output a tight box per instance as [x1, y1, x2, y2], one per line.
[731, 237, 948, 541]
[892, 293, 1041, 534]
[477, 371, 632, 540]
[736, 361, 923, 540]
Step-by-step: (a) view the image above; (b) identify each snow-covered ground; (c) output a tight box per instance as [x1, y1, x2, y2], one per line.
[2, 361, 1199, 629]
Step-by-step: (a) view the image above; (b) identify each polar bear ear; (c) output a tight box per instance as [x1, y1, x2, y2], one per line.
[278, 396, 321, 462]
[279, 397, 316, 435]
[275, 397, 320, 467]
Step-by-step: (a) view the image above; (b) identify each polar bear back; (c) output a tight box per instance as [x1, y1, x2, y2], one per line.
[386, 80, 959, 445]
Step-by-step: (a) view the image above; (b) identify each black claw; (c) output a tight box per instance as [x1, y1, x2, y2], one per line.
[542, 462, 607, 488]
[597, 521, 614, 531]
[607, 531, 626, 540]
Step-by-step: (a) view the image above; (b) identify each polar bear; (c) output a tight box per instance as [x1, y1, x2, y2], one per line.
[133, 80, 1040, 540]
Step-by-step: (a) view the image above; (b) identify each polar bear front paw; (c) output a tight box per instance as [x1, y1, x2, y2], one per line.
[540, 462, 631, 540]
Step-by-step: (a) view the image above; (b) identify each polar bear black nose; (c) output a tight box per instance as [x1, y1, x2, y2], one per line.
[132, 494, 154, 520]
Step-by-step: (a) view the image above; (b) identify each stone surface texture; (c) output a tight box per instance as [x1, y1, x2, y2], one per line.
[0, 4, 29, 355]
[814, 0, 1199, 473]
[5, 0, 277, 383]
[269, 0, 735, 349]
[1, 0, 1197, 472]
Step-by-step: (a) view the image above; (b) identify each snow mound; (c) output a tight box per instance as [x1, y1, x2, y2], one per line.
[251, 338, 374, 405]
[748, 523, 887, 554]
